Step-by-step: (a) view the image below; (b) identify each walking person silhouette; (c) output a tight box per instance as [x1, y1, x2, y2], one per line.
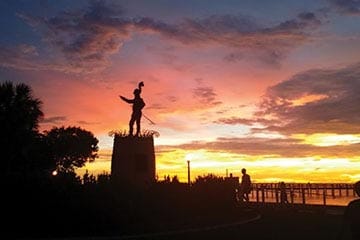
[119, 82, 145, 136]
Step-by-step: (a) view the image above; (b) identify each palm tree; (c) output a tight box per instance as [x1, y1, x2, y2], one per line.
[0, 81, 43, 174]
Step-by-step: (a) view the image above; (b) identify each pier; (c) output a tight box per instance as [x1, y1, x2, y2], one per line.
[247, 183, 356, 206]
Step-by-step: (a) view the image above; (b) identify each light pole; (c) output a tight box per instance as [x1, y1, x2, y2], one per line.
[187, 160, 191, 187]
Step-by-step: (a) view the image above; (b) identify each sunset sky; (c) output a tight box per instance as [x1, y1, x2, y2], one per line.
[1, 0, 360, 183]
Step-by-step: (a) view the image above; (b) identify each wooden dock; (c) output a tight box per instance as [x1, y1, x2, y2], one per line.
[246, 183, 356, 206]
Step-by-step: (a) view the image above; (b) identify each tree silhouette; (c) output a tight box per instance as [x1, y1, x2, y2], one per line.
[0, 81, 43, 174]
[45, 126, 99, 173]
[194, 173, 224, 185]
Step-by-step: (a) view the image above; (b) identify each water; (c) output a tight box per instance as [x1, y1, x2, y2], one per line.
[248, 188, 358, 206]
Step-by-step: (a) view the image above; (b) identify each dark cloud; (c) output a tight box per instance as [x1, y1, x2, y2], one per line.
[214, 117, 278, 126]
[17, 1, 130, 73]
[14, 0, 323, 73]
[34, 116, 100, 126]
[0, 45, 44, 71]
[157, 12, 321, 47]
[41, 116, 67, 124]
[223, 52, 244, 63]
[18, 44, 38, 55]
[214, 117, 254, 126]
[298, 12, 320, 21]
[167, 96, 178, 102]
[0, 44, 101, 73]
[327, 0, 360, 15]
[192, 86, 222, 107]
[224, 49, 285, 67]
[146, 103, 167, 110]
[221, 11, 321, 66]
[257, 62, 360, 134]
[152, 12, 321, 67]
[158, 137, 360, 158]
[145, 96, 178, 112]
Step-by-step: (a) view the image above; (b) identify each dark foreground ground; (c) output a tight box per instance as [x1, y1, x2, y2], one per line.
[5, 180, 353, 240]
[129, 204, 348, 240]
[31, 203, 350, 240]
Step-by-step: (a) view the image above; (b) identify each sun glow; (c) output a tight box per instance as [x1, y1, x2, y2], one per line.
[75, 146, 360, 184]
[290, 94, 328, 106]
[293, 133, 360, 146]
[154, 147, 360, 183]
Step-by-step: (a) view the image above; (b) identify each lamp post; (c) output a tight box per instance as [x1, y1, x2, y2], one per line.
[187, 160, 191, 187]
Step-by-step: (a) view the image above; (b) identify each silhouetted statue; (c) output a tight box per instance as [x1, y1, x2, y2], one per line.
[279, 181, 288, 204]
[239, 168, 252, 202]
[338, 181, 360, 240]
[120, 82, 146, 136]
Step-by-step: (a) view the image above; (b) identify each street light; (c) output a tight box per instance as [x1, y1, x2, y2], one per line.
[187, 160, 191, 187]
[185, 153, 194, 187]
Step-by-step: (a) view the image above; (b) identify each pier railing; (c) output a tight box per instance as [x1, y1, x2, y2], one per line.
[247, 183, 356, 206]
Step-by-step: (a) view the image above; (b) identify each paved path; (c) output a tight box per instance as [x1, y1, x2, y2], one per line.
[51, 209, 261, 240]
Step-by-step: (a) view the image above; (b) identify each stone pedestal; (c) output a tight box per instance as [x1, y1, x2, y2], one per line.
[111, 135, 155, 188]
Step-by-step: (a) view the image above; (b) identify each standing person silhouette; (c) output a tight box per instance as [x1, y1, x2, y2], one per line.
[239, 168, 252, 202]
[279, 181, 289, 204]
[119, 82, 145, 136]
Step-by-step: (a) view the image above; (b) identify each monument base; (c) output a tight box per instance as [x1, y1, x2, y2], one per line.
[111, 134, 156, 188]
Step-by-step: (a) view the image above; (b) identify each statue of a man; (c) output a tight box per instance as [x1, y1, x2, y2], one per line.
[119, 82, 145, 136]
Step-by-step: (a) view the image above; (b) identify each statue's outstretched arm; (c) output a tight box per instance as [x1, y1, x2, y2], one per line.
[119, 96, 134, 104]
